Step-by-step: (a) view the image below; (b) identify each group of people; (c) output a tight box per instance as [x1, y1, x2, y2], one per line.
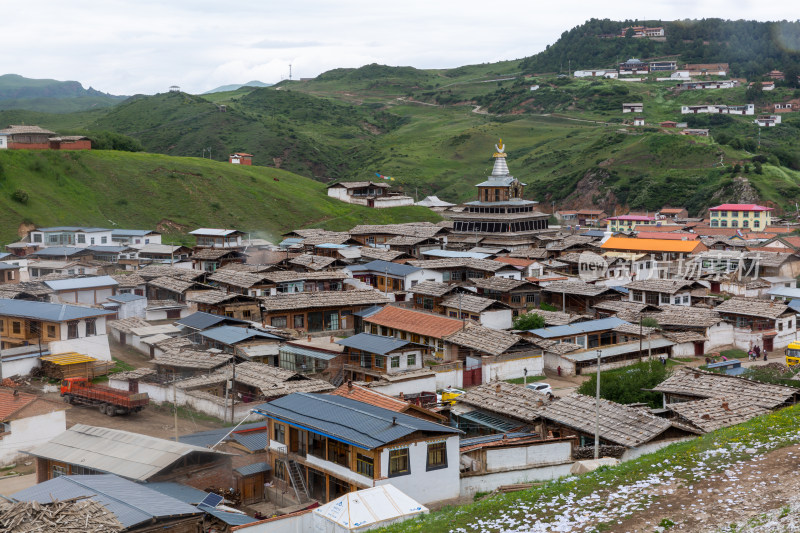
[748, 345, 766, 361]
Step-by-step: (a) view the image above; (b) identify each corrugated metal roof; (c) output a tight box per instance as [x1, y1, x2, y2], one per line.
[178, 422, 267, 448]
[200, 325, 283, 345]
[145, 482, 211, 505]
[197, 503, 257, 525]
[26, 424, 227, 481]
[421, 249, 490, 259]
[349, 259, 420, 277]
[30, 246, 91, 257]
[234, 461, 272, 476]
[44, 275, 119, 291]
[0, 298, 114, 321]
[253, 393, 459, 449]
[36, 226, 109, 232]
[175, 311, 249, 330]
[12, 474, 201, 528]
[564, 338, 674, 362]
[232, 431, 269, 452]
[279, 343, 339, 361]
[112, 229, 158, 237]
[335, 333, 417, 356]
[189, 228, 243, 236]
[457, 410, 522, 432]
[527, 317, 629, 338]
[353, 305, 383, 318]
[39, 352, 97, 365]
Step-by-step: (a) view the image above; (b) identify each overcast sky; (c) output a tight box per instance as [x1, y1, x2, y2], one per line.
[2, 1, 796, 95]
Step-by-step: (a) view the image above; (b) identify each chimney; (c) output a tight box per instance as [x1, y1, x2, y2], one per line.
[392, 416, 397, 426]
[347, 380, 353, 390]
[307, 335, 312, 342]
[722, 401, 730, 411]
[693, 372, 700, 379]
[398, 391, 404, 400]
[495, 383, 502, 393]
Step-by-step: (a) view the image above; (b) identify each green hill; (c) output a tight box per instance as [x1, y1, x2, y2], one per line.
[0, 149, 439, 244]
[0, 74, 126, 112]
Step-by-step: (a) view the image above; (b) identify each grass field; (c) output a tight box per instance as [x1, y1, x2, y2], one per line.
[0, 149, 439, 244]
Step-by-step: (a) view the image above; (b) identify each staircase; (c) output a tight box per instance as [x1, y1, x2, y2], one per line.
[285, 460, 310, 503]
[330, 365, 346, 387]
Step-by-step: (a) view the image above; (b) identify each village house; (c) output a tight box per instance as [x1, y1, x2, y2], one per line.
[652, 367, 800, 409]
[288, 253, 348, 272]
[191, 248, 244, 272]
[326, 181, 414, 208]
[187, 290, 262, 321]
[0, 125, 88, 150]
[439, 293, 513, 329]
[0, 263, 21, 285]
[364, 305, 464, 361]
[153, 348, 234, 378]
[659, 207, 689, 219]
[625, 279, 704, 306]
[134, 243, 193, 265]
[26, 424, 233, 490]
[540, 280, 619, 314]
[278, 335, 345, 377]
[110, 228, 162, 247]
[42, 275, 119, 305]
[666, 396, 771, 434]
[175, 310, 250, 336]
[263, 270, 348, 295]
[0, 389, 67, 466]
[11, 474, 210, 532]
[261, 290, 390, 334]
[253, 392, 462, 505]
[681, 103, 753, 114]
[600, 236, 707, 259]
[649, 60, 676, 70]
[384, 235, 442, 258]
[27, 226, 113, 248]
[679, 128, 710, 136]
[331, 382, 447, 424]
[408, 280, 468, 314]
[196, 325, 284, 363]
[190, 228, 245, 249]
[678, 80, 739, 90]
[406, 257, 505, 283]
[0, 299, 113, 372]
[606, 215, 658, 232]
[622, 102, 643, 113]
[618, 58, 649, 74]
[229, 152, 253, 165]
[713, 297, 796, 352]
[755, 115, 781, 127]
[347, 259, 440, 294]
[348, 222, 447, 247]
[575, 209, 607, 227]
[470, 276, 540, 316]
[709, 203, 773, 231]
[534, 394, 695, 460]
[147, 276, 209, 303]
[208, 268, 276, 296]
[335, 332, 428, 385]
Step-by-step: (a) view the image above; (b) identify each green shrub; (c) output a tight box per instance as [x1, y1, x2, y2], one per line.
[11, 189, 29, 204]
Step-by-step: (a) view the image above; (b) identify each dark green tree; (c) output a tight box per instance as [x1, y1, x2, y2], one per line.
[512, 313, 546, 330]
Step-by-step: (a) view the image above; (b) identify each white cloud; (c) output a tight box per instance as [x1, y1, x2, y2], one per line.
[1, 0, 795, 95]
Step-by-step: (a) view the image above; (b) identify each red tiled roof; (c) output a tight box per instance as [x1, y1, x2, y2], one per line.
[777, 236, 800, 248]
[494, 257, 535, 268]
[601, 236, 704, 253]
[635, 225, 683, 233]
[365, 306, 463, 338]
[659, 208, 685, 214]
[764, 226, 794, 233]
[709, 204, 773, 211]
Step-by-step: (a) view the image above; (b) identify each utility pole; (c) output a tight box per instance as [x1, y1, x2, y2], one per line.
[230, 357, 236, 424]
[173, 379, 178, 442]
[594, 349, 602, 460]
[289, 64, 292, 81]
[639, 317, 643, 361]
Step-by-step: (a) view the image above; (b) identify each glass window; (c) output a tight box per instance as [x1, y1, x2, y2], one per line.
[273, 423, 286, 444]
[389, 448, 410, 477]
[426, 442, 448, 471]
[407, 353, 416, 366]
[327, 440, 349, 467]
[356, 453, 374, 478]
[274, 459, 286, 480]
[271, 316, 287, 328]
[12, 321, 21, 334]
[52, 464, 68, 478]
[391, 356, 400, 368]
[76, 234, 85, 244]
[85, 319, 96, 336]
[374, 355, 384, 369]
[67, 322, 79, 339]
[293, 315, 304, 328]
[47, 325, 56, 338]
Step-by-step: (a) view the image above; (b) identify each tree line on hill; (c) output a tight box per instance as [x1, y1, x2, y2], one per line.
[519, 18, 800, 80]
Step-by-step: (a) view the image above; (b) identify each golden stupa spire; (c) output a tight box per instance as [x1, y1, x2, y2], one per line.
[493, 139, 506, 158]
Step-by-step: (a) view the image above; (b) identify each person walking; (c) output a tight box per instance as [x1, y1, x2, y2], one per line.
[754, 345, 761, 359]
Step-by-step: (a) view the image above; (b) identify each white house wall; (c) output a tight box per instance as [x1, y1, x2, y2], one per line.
[50, 334, 111, 362]
[433, 366, 463, 390]
[407, 269, 443, 286]
[461, 463, 573, 498]
[367, 374, 437, 397]
[620, 437, 694, 461]
[0, 356, 40, 378]
[376, 435, 460, 504]
[479, 309, 512, 330]
[0, 410, 66, 466]
[116, 299, 147, 319]
[482, 354, 544, 383]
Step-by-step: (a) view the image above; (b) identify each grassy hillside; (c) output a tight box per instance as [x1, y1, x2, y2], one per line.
[0, 74, 125, 112]
[0, 150, 439, 244]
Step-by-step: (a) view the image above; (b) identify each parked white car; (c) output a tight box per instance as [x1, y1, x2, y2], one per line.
[525, 382, 552, 394]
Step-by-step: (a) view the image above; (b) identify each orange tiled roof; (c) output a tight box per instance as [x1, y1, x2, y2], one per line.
[494, 257, 535, 268]
[365, 306, 463, 339]
[0, 389, 38, 421]
[330, 383, 408, 411]
[601, 236, 703, 253]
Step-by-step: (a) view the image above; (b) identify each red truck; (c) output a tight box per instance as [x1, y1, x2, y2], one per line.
[61, 377, 149, 417]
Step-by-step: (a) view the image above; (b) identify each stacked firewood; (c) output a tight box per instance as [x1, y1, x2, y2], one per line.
[0, 498, 123, 532]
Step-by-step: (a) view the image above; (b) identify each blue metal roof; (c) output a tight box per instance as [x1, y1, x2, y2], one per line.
[253, 393, 460, 450]
[0, 252, 13, 260]
[768, 287, 800, 299]
[44, 275, 119, 291]
[353, 305, 383, 318]
[456, 410, 523, 432]
[316, 243, 352, 249]
[145, 482, 211, 505]
[178, 422, 267, 448]
[527, 317, 630, 338]
[0, 263, 18, 270]
[336, 333, 417, 356]
[13, 475, 201, 528]
[112, 229, 158, 237]
[235, 462, 272, 476]
[176, 311, 249, 330]
[789, 300, 800, 313]
[0, 298, 114, 321]
[30, 247, 90, 257]
[197, 503, 257, 526]
[232, 431, 269, 452]
[581, 230, 607, 237]
[87, 245, 133, 253]
[200, 325, 283, 345]
[350, 259, 420, 277]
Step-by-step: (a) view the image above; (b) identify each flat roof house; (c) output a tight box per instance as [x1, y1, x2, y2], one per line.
[336, 332, 427, 383]
[253, 393, 461, 505]
[189, 228, 245, 249]
[260, 290, 390, 334]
